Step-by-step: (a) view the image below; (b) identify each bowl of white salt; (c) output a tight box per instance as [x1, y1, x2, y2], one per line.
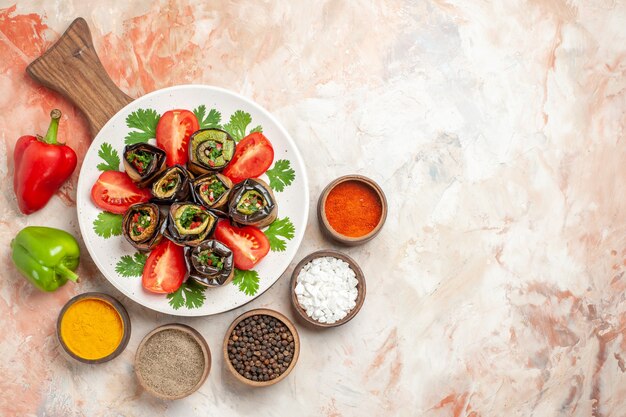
[290, 250, 366, 328]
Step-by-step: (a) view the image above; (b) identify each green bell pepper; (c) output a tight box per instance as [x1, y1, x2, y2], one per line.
[11, 226, 80, 292]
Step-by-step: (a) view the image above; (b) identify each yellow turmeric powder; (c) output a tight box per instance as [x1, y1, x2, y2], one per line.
[60, 298, 123, 360]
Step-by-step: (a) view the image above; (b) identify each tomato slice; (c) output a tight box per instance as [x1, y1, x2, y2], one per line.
[222, 132, 274, 184]
[90, 171, 152, 214]
[142, 240, 187, 294]
[156, 109, 199, 166]
[213, 219, 270, 270]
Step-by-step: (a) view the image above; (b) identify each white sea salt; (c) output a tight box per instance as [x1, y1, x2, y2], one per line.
[294, 256, 358, 324]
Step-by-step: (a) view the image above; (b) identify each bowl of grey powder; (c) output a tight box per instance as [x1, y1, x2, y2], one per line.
[135, 324, 211, 400]
[290, 250, 366, 328]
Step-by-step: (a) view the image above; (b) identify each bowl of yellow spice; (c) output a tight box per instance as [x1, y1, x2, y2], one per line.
[57, 292, 131, 364]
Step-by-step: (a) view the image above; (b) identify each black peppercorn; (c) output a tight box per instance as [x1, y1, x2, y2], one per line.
[228, 314, 296, 382]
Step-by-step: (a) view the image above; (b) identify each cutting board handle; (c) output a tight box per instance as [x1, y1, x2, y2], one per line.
[26, 18, 133, 137]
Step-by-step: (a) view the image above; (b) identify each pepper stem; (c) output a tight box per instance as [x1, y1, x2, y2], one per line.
[41, 109, 62, 145]
[56, 264, 80, 283]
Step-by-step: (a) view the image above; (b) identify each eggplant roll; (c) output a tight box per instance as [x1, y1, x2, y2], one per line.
[165, 202, 217, 246]
[151, 165, 192, 204]
[123, 143, 166, 187]
[227, 178, 277, 228]
[187, 128, 235, 174]
[191, 173, 233, 210]
[185, 240, 234, 287]
[122, 203, 165, 251]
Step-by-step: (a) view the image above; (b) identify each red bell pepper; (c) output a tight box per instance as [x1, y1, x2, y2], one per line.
[13, 109, 78, 214]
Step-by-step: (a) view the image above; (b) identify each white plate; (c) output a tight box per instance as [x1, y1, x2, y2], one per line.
[76, 85, 309, 316]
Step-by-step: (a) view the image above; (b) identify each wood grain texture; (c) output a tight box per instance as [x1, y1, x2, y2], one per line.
[26, 17, 133, 137]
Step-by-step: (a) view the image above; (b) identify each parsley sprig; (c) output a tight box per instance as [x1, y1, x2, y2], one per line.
[223, 110, 262, 141]
[115, 253, 147, 277]
[125, 108, 160, 145]
[194, 105, 222, 129]
[93, 212, 123, 238]
[167, 281, 207, 309]
[96, 142, 120, 172]
[266, 159, 295, 192]
[233, 269, 260, 296]
[264, 217, 295, 252]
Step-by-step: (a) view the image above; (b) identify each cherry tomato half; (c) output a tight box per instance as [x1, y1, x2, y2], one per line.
[156, 109, 199, 166]
[142, 239, 186, 294]
[90, 170, 152, 214]
[222, 132, 274, 184]
[213, 219, 270, 270]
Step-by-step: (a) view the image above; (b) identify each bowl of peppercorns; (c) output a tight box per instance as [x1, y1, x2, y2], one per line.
[223, 308, 300, 387]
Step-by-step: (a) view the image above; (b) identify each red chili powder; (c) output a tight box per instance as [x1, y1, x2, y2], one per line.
[324, 180, 382, 237]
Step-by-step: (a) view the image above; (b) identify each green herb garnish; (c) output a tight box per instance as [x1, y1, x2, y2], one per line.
[93, 212, 123, 238]
[202, 141, 223, 162]
[233, 269, 260, 296]
[131, 210, 152, 236]
[115, 252, 147, 277]
[210, 180, 225, 195]
[127, 151, 154, 174]
[266, 159, 295, 192]
[237, 191, 264, 214]
[96, 142, 121, 172]
[124, 108, 160, 145]
[179, 207, 206, 229]
[167, 280, 207, 309]
[210, 146, 222, 161]
[96, 142, 120, 171]
[200, 178, 226, 203]
[264, 217, 295, 252]
[159, 171, 179, 193]
[193, 105, 222, 129]
[198, 250, 224, 270]
[163, 177, 178, 191]
[223, 110, 262, 141]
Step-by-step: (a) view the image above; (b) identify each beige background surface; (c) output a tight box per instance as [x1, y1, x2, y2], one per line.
[1, 1, 626, 416]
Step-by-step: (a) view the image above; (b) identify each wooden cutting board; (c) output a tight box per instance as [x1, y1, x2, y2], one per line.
[26, 18, 133, 137]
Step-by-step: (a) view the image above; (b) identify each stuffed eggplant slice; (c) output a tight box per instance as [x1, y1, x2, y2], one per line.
[123, 143, 166, 187]
[151, 165, 192, 204]
[191, 173, 233, 210]
[122, 203, 165, 251]
[227, 178, 277, 228]
[187, 129, 236, 174]
[165, 202, 218, 246]
[185, 240, 234, 287]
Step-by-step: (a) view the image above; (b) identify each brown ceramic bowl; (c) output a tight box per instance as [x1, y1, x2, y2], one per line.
[135, 324, 211, 400]
[223, 308, 300, 387]
[317, 175, 387, 245]
[57, 292, 131, 364]
[290, 250, 366, 328]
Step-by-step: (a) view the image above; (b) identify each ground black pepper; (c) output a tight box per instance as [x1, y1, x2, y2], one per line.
[136, 329, 205, 397]
[227, 315, 295, 382]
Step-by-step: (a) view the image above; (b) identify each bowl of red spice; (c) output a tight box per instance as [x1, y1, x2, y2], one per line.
[317, 175, 387, 245]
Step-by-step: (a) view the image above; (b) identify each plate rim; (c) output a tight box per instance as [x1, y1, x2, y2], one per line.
[76, 84, 309, 316]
